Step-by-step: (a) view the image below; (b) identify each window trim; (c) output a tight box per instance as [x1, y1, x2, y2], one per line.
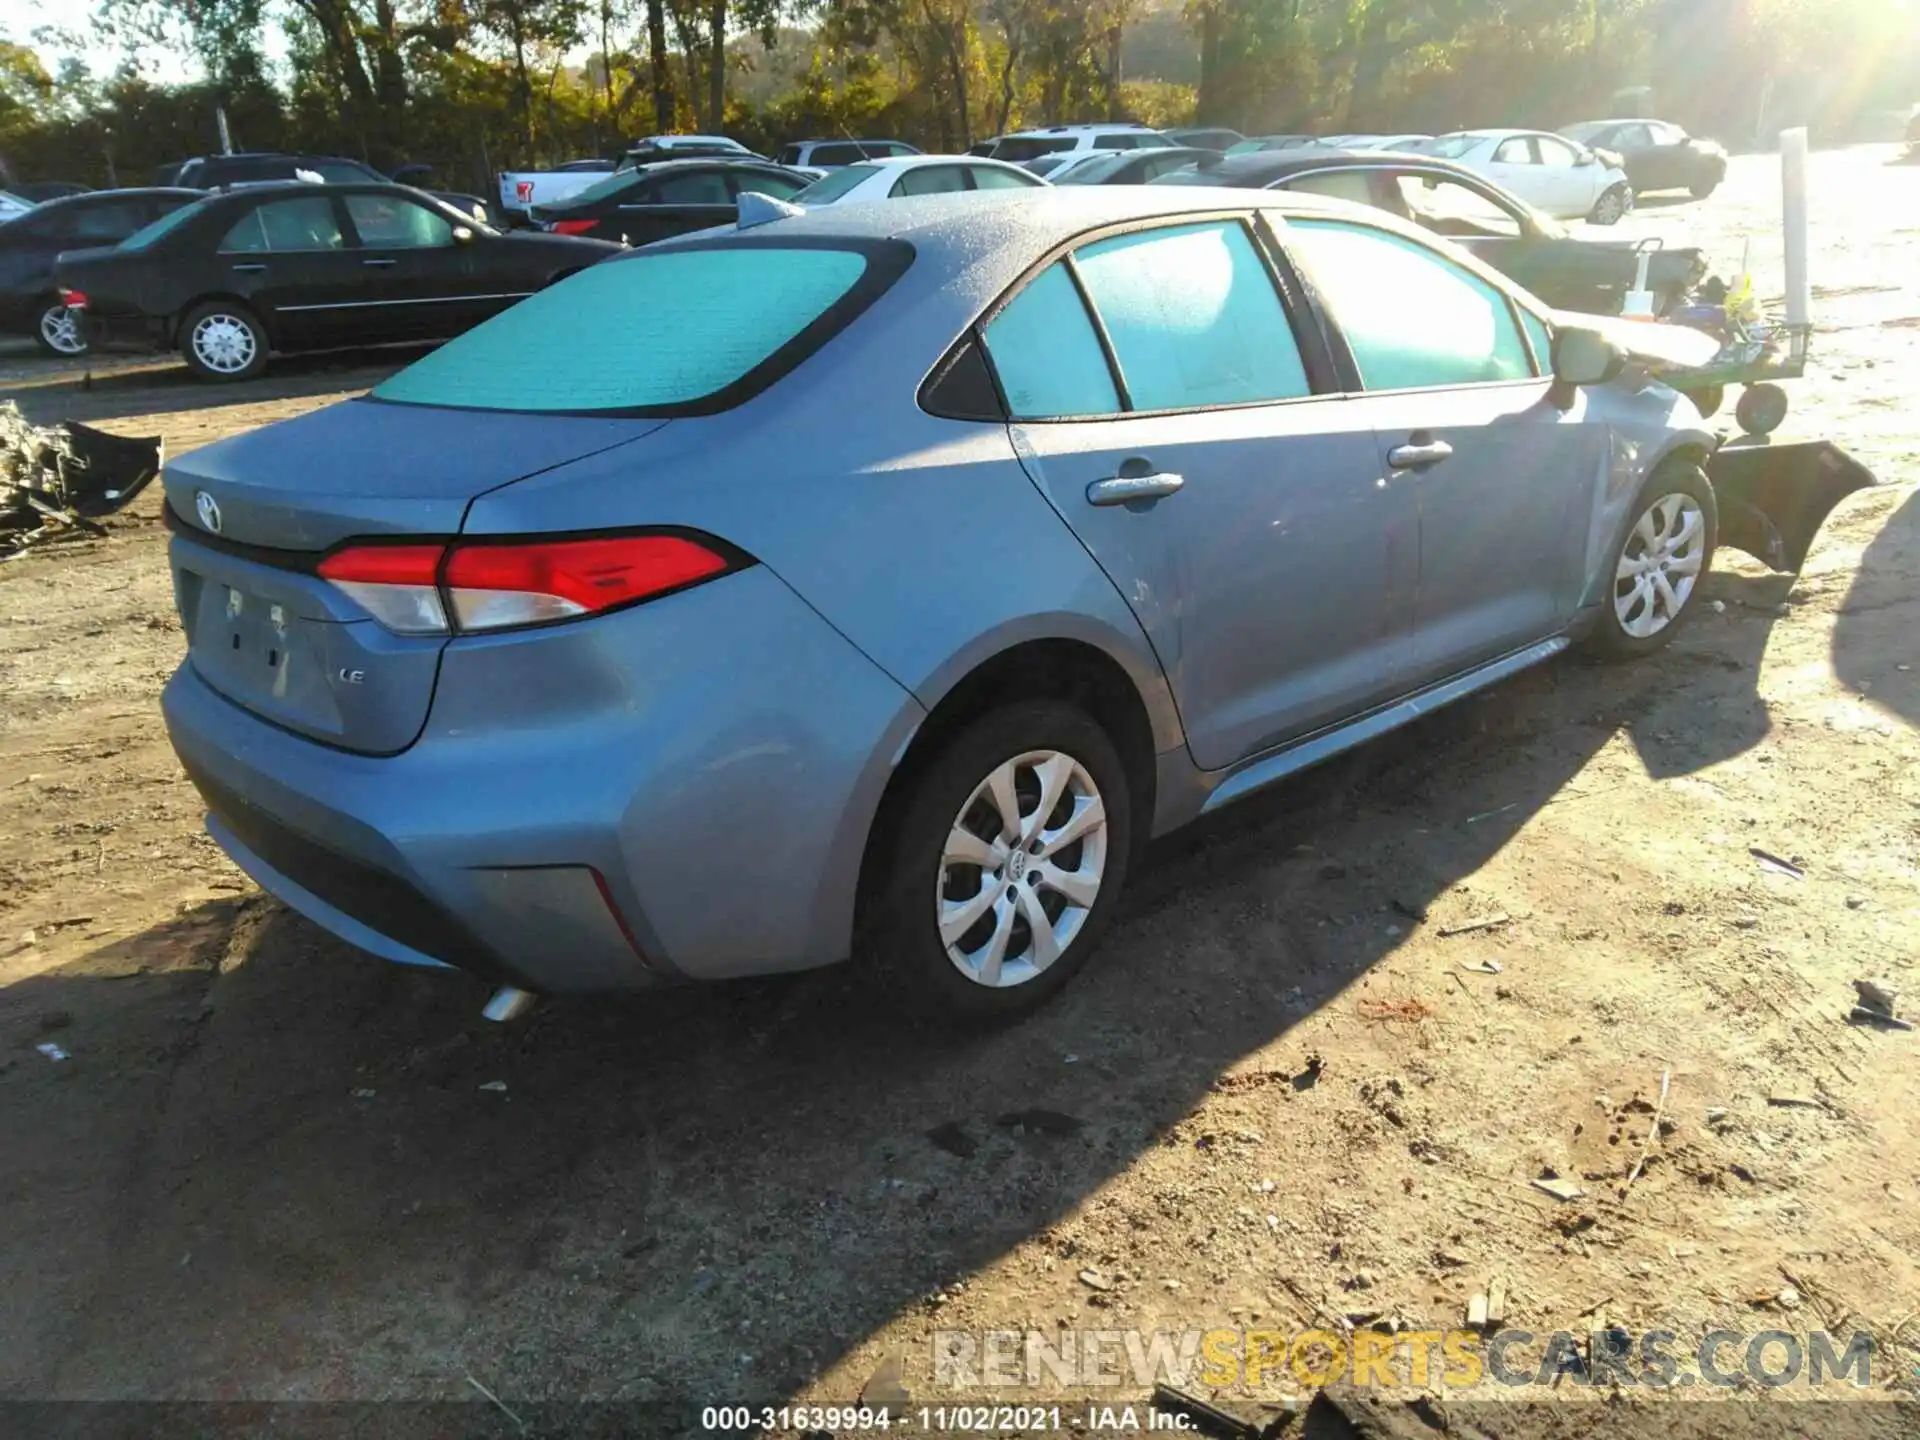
[215, 194, 351, 256]
[339, 192, 457, 251]
[1273, 213, 1553, 395]
[941, 210, 1346, 426]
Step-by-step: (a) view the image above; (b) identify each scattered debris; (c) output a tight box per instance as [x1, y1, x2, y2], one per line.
[1458, 958, 1503, 975]
[1532, 1176, 1586, 1202]
[1150, 1382, 1298, 1440]
[1077, 1268, 1113, 1292]
[1465, 803, 1518, 825]
[34, 1042, 68, 1063]
[925, 1122, 977, 1158]
[477, 1080, 508, 1093]
[1852, 977, 1901, 1018]
[1749, 847, 1805, 880]
[1466, 1292, 1489, 1329]
[1710, 599, 1727, 613]
[1438, 913, 1512, 938]
[350, 1088, 376, 1100]
[860, 1354, 911, 1412]
[1356, 996, 1436, 1025]
[1845, 894, 1869, 910]
[1390, 898, 1427, 922]
[996, 1108, 1084, 1135]
[462, 1370, 527, 1434]
[1, 403, 163, 559]
[1776, 1284, 1803, 1310]
[1620, 1069, 1673, 1199]
[1850, 1007, 1914, 1031]
[1293, 1053, 1324, 1091]
[1767, 1094, 1824, 1110]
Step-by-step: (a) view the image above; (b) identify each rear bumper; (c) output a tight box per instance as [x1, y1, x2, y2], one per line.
[163, 564, 926, 991]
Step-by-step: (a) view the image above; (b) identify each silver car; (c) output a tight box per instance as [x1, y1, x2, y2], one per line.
[160, 187, 1721, 1022]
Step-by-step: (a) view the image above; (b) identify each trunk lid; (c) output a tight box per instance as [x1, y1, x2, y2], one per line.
[164, 399, 666, 754]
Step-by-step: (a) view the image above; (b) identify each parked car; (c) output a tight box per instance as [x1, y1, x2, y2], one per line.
[1164, 127, 1245, 150]
[13, 181, 91, 203]
[1052, 147, 1215, 185]
[792, 155, 1047, 204]
[1153, 150, 1703, 316]
[778, 139, 922, 167]
[986, 124, 1173, 162]
[157, 185, 1741, 1023]
[1558, 119, 1727, 198]
[499, 137, 759, 218]
[1421, 129, 1634, 223]
[169, 152, 496, 224]
[1345, 134, 1434, 152]
[1225, 135, 1325, 153]
[0, 187, 202, 355]
[528, 159, 813, 244]
[57, 182, 617, 382]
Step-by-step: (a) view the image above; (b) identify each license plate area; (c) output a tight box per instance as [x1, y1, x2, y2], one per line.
[216, 585, 297, 695]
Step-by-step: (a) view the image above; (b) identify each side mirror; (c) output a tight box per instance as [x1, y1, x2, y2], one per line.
[452, 225, 475, 245]
[1549, 326, 1625, 408]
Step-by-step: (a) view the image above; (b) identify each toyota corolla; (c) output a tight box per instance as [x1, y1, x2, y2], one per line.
[163, 186, 1769, 1022]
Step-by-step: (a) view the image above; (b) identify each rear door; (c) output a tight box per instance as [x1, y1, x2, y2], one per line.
[1483, 135, 1551, 211]
[614, 167, 736, 245]
[214, 195, 363, 350]
[1276, 215, 1603, 685]
[980, 215, 1417, 771]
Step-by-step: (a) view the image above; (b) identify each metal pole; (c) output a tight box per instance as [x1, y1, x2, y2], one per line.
[1781, 126, 1810, 330]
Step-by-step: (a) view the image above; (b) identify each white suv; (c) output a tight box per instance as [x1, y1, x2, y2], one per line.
[985, 124, 1173, 163]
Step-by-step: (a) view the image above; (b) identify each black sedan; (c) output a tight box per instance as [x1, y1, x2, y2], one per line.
[1154, 149, 1705, 317]
[526, 158, 812, 246]
[1052, 146, 1215, 184]
[56, 182, 618, 381]
[1558, 120, 1727, 198]
[1, 187, 202, 354]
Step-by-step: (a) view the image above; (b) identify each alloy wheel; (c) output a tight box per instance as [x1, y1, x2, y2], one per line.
[1592, 187, 1631, 224]
[39, 304, 86, 356]
[192, 313, 258, 374]
[1615, 492, 1706, 638]
[937, 749, 1108, 989]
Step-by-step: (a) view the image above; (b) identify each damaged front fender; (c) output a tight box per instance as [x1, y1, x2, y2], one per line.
[1707, 438, 1877, 573]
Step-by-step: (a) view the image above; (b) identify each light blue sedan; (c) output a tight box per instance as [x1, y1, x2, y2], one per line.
[160, 186, 1755, 1022]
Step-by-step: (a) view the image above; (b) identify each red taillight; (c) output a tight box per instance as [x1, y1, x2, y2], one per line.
[317, 534, 736, 636]
[60, 288, 88, 309]
[445, 535, 729, 631]
[549, 218, 598, 236]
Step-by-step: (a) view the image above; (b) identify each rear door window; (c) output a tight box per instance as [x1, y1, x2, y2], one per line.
[1072, 220, 1310, 410]
[1283, 218, 1531, 389]
[373, 244, 893, 413]
[1280, 171, 1376, 206]
[982, 263, 1120, 419]
[652, 170, 733, 204]
[1493, 137, 1534, 164]
[220, 197, 346, 252]
[731, 170, 807, 199]
[969, 165, 1040, 189]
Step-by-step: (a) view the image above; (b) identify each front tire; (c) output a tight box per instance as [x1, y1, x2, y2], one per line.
[1587, 460, 1718, 661]
[1589, 183, 1633, 226]
[179, 300, 268, 382]
[33, 298, 88, 357]
[866, 701, 1134, 1023]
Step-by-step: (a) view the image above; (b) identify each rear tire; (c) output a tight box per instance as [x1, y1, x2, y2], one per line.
[1735, 382, 1789, 437]
[1587, 460, 1718, 661]
[865, 701, 1133, 1024]
[179, 300, 268, 383]
[33, 298, 88, 357]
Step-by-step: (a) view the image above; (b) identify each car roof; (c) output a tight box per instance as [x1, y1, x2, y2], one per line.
[842, 154, 1016, 169]
[1179, 148, 1491, 184]
[35, 186, 205, 207]
[1000, 123, 1159, 137]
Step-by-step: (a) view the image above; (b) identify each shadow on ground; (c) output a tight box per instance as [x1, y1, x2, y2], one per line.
[0, 571, 1796, 1418]
[1834, 487, 1920, 728]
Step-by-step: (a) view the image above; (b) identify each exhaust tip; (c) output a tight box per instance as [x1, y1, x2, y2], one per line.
[482, 986, 539, 1023]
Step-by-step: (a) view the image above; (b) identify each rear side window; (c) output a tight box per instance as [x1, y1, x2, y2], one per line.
[795, 164, 879, 203]
[373, 244, 888, 414]
[1281, 171, 1375, 206]
[346, 194, 453, 248]
[891, 165, 968, 197]
[982, 263, 1120, 419]
[1284, 219, 1531, 389]
[1073, 220, 1310, 410]
[1493, 138, 1533, 163]
[969, 165, 1039, 190]
[120, 200, 207, 250]
[654, 171, 732, 204]
[220, 197, 345, 253]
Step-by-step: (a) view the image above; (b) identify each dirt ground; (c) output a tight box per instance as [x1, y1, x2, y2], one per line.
[2, 147, 1918, 1432]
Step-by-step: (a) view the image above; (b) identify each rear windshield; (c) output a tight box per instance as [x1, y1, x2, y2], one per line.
[794, 164, 879, 203]
[991, 137, 1075, 161]
[372, 243, 898, 414]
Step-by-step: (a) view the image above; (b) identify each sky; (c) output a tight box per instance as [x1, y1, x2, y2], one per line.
[18, 0, 212, 86]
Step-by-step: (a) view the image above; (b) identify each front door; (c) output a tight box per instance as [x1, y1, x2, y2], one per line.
[214, 195, 363, 350]
[614, 167, 737, 246]
[340, 191, 483, 339]
[1278, 215, 1605, 686]
[978, 217, 1417, 772]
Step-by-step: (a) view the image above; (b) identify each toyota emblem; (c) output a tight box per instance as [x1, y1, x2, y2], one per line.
[194, 490, 222, 534]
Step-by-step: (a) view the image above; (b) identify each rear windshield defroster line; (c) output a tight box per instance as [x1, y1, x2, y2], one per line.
[368, 236, 914, 419]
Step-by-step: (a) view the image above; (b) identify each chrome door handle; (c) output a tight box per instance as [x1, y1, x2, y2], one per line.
[361, 258, 397, 267]
[230, 263, 266, 273]
[1086, 472, 1185, 506]
[1387, 440, 1454, 470]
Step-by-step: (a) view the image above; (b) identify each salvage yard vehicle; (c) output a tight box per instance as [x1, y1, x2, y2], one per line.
[56, 182, 618, 381]
[1422, 129, 1635, 223]
[0, 186, 201, 355]
[777, 139, 922, 167]
[528, 158, 814, 244]
[1154, 150, 1704, 316]
[1558, 119, 1727, 198]
[792, 155, 1046, 204]
[157, 187, 1867, 1024]
[986, 124, 1174, 162]
[1051, 147, 1218, 185]
[498, 135, 759, 218]
[167, 151, 496, 224]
